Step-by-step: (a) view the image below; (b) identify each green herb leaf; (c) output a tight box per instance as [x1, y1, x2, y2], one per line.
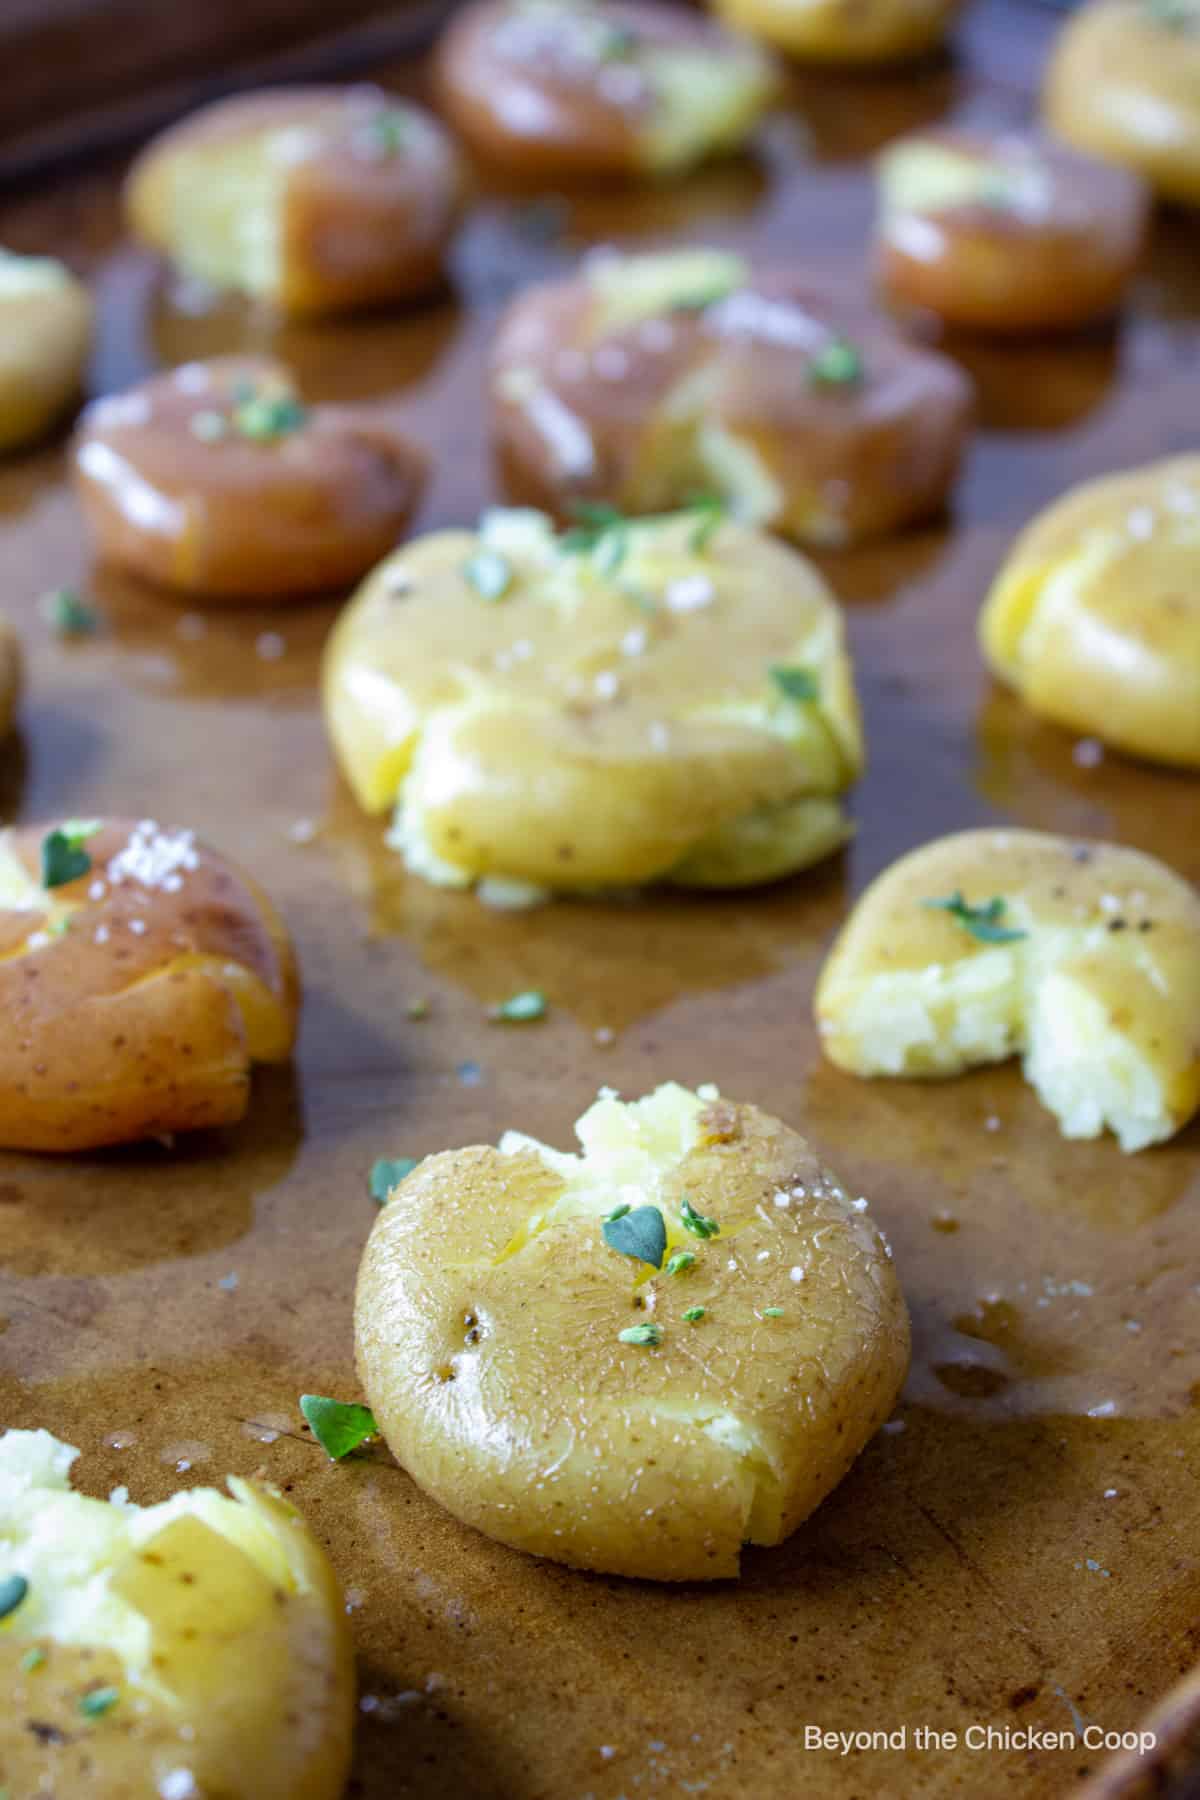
[489, 989, 547, 1023]
[560, 503, 629, 572]
[599, 22, 638, 57]
[20, 1646, 45, 1672]
[604, 1202, 631, 1223]
[0, 1574, 28, 1620]
[923, 891, 1028, 945]
[770, 664, 820, 704]
[78, 1686, 120, 1718]
[358, 109, 409, 157]
[602, 1204, 667, 1269]
[232, 393, 308, 442]
[664, 1249, 695, 1277]
[299, 1395, 378, 1461]
[682, 1305, 706, 1323]
[618, 1321, 663, 1347]
[41, 587, 98, 638]
[463, 549, 513, 602]
[680, 1197, 720, 1240]
[406, 996, 431, 1020]
[762, 1307, 784, 1318]
[369, 1157, 419, 1203]
[41, 819, 100, 889]
[810, 336, 864, 388]
[685, 494, 726, 551]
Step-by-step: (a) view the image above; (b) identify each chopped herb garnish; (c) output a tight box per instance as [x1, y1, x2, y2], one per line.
[489, 989, 547, 1023]
[664, 1249, 695, 1277]
[599, 22, 638, 57]
[923, 891, 1028, 945]
[560, 502, 629, 572]
[680, 1197, 720, 1240]
[682, 1305, 706, 1323]
[358, 109, 409, 157]
[604, 1202, 631, 1223]
[20, 1646, 46, 1672]
[672, 285, 736, 313]
[762, 1307, 784, 1318]
[369, 1157, 419, 1203]
[463, 548, 514, 602]
[406, 996, 431, 1020]
[685, 493, 726, 552]
[602, 1203, 667, 1269]
[190, 409, 228, 442]
[0, 1574, 28, 1620]
[770, 664, 820, 703]
[78, 1686, 120, 1718]
[231, 392, 308, 442]
[41, 819, 101, 889]
[618, 1321, 663, 1347]
[810, 336, 863, 388]
[299, 1395, 378, 1461]
[41, 587, 98, 638]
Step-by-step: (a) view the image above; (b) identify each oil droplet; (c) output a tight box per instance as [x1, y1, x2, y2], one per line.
[105, 1430, 138, 1451]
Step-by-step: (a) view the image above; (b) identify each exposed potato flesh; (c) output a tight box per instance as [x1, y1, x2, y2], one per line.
[490, 251, 973, 547]
[0, 251, 93, 454]
[712, 0, 961, 63]
[875, 128, 1148, 333]
[355, 1083, 910, 1580]
[815, 829, 1200, 1152]
[1043, 0, 1200, 206]
[0, 817, 298, 1150]
[980, 456, 1200, 768]
[323, 506, 864, 897]
[0, 1429, 353, 1800]
[433, 0, 778, 181]
[125, 86, 462, 317]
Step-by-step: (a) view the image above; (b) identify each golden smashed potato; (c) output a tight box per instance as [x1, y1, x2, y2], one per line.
[1044, 0, 1200, 206]
[356, 1082, 910, 1580]
[73, 355, 424, 601]
[816, 829, 1200, 1152]
[875, 128, 1148, 333]
[0, 817, 298, 1151]
[0, 250, 93, 454]
[713, 0, 961, 63]
[323, 505, 864, 900]
[490, 249, 973, 546]
[434, 0, 778, 180]
[0, 1428, 353, 1800]
[980, 456, 1200, 768]
[126, 85, 463, 316]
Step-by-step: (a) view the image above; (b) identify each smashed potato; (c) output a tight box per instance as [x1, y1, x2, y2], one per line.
[490, 249, 973, 546]
[126, 85, 463, 317]
[0, 250, 93, 454]
[980, 456, 1200, 768]
[876, 128, 1148, 334]
[73, 356, 424, 600]
[816, 829, 1200, 1152]
[356, 1082, 909, 1580]
[0, 817, 298, 1150]
[1044, 0, 1200, 206]
[713, 0, 961, 63]
[0, 1429, 353, 1800]
[322, 505, 864, 900]
[434, 0, 778, 180]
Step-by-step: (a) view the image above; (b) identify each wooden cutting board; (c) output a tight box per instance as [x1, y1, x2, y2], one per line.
[1, 4, 1198, 1795]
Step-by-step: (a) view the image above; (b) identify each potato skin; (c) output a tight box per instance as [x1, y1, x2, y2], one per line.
[0, 817, 298, 1151]
[0, 1478, 354, 1800]
[490, 260, 973, 547]
[979, 456, 1200, 767]
[356, 1093, 909, 1581]
[1043, 0, 1200, 206]
[323, 508, 863, 893]
[126, 86, 462, 317]
[73, 356, 424, 601]
[815, 828, 1200, 1146]
[433, 0, 778, 180]
[713, 0, 961, 63]
[875, 128, 1148, 334]
[0, 254, 93, 454]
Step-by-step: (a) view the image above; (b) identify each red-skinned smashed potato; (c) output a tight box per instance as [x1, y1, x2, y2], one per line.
[875, 128, 1149, 334]
[434, 0, 778, 181]
[126, 85, 463, 317]
[0, 818, 298, 1151]
[490, 248, 973, 546]
[72, 356, 424, 601]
